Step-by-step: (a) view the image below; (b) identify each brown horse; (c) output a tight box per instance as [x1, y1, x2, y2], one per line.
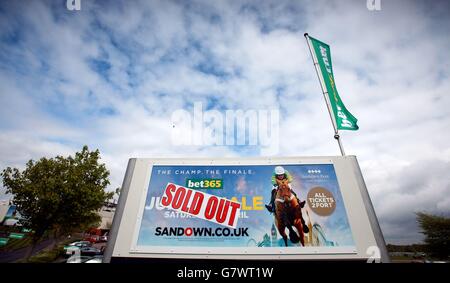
[274, 179, 306, 246]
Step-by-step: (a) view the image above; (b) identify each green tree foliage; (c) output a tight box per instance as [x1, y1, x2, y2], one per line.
[1, 146, 113, 257]
[416, 212, 450, 259]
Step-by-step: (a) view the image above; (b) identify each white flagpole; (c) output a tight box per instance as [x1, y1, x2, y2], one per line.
[304, 33, 345, 156]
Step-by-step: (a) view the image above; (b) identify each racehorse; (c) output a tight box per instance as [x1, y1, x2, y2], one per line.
[274, 179, 306, 246]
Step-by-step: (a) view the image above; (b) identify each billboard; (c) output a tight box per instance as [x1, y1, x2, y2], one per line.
[136, 164, 354, 251]
[105, 156, 388, 262]
[1, 205, 21, 226]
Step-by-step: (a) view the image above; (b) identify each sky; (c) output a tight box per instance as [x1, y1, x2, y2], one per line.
[0, 0, 449, 245]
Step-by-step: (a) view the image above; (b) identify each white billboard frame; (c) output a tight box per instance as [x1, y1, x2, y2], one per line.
[104, 156, 389, 262]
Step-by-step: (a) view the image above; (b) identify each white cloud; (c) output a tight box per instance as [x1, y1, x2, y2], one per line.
[0, 0, 449, 244]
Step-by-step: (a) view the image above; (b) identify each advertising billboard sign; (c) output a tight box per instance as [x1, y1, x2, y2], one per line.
[1, 205, 21, 226]
[105, 156, 388, 262]
[137, 164, 354, 252]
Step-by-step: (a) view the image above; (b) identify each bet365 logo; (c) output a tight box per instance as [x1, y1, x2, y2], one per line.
[186, 179, 223, 189]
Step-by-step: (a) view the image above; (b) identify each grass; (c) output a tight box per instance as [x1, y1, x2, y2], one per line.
[390, 255, 416, 261]
[0, 237, 33, 251]
[0, 232, 36, 252]
[19, 237, 82, 263]
[0, 228, 55, 253]
[24, 246, 65, 263]
[0, 227, 84, 263]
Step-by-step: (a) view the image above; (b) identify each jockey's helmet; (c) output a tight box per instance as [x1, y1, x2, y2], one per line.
[274, 166, 285, 175]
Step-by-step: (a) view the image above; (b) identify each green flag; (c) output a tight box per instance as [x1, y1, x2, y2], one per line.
[309, 36, 359, 131]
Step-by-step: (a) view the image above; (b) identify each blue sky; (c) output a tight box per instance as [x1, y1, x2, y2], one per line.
[0, 0, 450, 244]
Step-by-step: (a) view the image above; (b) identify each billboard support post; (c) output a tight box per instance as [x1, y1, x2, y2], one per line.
[103, 158, 136, 263]
[349, 156, 390, 263]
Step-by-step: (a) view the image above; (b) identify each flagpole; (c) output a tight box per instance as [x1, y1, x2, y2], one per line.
[304, 33, 345, 156]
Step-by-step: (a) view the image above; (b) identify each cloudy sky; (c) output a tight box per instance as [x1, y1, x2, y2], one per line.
[1, 0, 449, 244]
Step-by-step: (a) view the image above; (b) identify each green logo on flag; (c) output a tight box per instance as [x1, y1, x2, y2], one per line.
[309, 36, 359, 131]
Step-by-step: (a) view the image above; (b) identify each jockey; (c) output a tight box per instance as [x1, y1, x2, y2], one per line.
[265, 166, 309, 233]
[265, 166, 305, 212]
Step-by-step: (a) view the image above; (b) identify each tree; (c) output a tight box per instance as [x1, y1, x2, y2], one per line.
[1, 146, 113, 259]
[416, 212, 450, 259]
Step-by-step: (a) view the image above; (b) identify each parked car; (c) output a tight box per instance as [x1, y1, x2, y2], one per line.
[68, 241, 91, 247]
[80, 246, 102, 256]
[84, 235, 101, 243]
[64, 241, 92, 256]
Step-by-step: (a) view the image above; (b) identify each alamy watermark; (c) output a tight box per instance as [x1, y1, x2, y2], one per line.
[68, 0, 381, 12]
[67, 0, 81, 11]
[366, 245, 381, 263]
[170, 102, 280, 155]
[367, 0, 381, 11]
